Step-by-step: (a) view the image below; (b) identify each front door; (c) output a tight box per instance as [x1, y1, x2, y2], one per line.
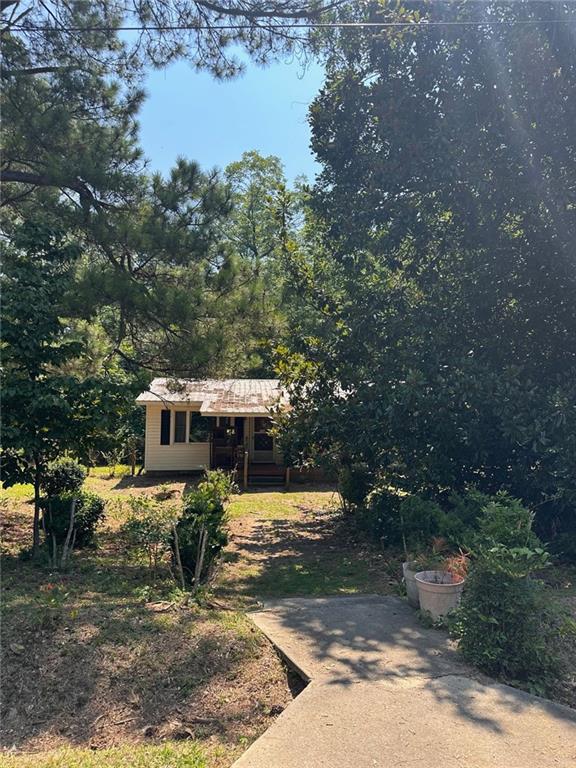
[251, 417, 274, 463]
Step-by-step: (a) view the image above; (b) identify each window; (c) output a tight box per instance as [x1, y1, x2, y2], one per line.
[160, 409, 171, 445]
[254, 417, 271, 433]
[253, 417, 273, 451]
[189, 412, 213, 442]
[174, 411, 187, 443]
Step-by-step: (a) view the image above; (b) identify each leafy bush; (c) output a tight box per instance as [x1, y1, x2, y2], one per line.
[122, 496, 175, 574]
[475, 492, 541, 549]
[74, 492, 106, 547]
[357, 486, 400, 544]
[42, 490, 106, 551]
[339, 463, 372, 511]
[446, 488, 492, 535]
[454, 494, 560, 688]
[361, 487, 455, 551]
[174, 470, 236, 587]
[42, 458, 86, 498]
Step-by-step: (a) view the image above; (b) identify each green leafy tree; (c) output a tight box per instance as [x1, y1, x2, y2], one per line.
[221, 151, 303, 374]
[0, 222, 129, 554]
[280, 1, 576, 538]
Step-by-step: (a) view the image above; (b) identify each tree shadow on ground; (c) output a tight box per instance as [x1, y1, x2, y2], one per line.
[216, 508, 401, 603]
[253, 594, 576, 736]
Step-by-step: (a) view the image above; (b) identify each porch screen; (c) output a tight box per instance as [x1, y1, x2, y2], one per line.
[189, 412, 212, 442]
[160, 409, 171, 445]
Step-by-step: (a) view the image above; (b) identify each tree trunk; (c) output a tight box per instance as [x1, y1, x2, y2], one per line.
[172, 523, 186, 591]
[60, 498, 76, 569]
[32, 457, 41, 558]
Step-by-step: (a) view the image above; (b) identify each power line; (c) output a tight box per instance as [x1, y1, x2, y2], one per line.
[7, 18, 576, 33]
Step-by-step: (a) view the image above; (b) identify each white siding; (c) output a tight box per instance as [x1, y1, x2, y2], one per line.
[144, 405, 210, 471]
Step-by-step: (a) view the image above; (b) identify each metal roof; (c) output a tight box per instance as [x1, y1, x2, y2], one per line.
[136, 378, 287, 416]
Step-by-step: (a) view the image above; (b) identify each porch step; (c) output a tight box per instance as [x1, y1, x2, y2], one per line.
[247, 472, 285, 486]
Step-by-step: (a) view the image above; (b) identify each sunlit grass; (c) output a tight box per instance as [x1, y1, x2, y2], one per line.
[0, 743, 216, 768]
[0, 483, 34, 501]
[228, 489, 337, 520]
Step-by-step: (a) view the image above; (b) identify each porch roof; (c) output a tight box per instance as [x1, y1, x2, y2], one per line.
[136, 377, 287, 416]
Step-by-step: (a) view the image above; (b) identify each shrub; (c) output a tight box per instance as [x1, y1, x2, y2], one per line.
[42, 490, 106, 551]
[454, 494, 560, 688]
[358, 488, 452, 550]
[174, 470, 237, 587]
[42, 458, 86, 498]
[122, 496, 175, 575]
[358, 486, 401, 544]
[445, 487, 493, 544]
[338, 463, 372, 510]
[74, 491, 106, 547]
[548, 532, 576, 564]
[475, 491, 541, 549]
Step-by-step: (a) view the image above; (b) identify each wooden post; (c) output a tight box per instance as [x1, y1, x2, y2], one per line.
[131, 449, 136, 476]
[285, 466, 291, 491]
[243, 451, 249, 490]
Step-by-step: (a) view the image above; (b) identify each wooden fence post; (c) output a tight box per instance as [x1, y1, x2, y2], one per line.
[243, 451, 249, 490]
[285, 467, 291, 491]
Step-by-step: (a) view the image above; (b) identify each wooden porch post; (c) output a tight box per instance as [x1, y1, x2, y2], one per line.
[243, 451, 249, 490]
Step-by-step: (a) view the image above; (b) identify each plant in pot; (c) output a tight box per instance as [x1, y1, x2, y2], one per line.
[415, 549, 470, 620]
[402, 551, 442, 609]
[402, 540, 448, 609]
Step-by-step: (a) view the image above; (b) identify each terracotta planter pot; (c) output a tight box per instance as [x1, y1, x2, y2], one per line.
[415, 570, 464, 620]
[402, 562, 420, 608]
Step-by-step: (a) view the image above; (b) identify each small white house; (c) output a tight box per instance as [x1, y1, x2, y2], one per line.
[136, 378, 289, 483]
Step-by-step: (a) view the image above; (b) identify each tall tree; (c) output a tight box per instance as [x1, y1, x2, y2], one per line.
[221, 151, 302, 374]
[280, 1, 576, 536]
[0, 222, 133, 554]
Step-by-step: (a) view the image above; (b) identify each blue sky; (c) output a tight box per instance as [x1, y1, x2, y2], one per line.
[138, 57, 324, 184]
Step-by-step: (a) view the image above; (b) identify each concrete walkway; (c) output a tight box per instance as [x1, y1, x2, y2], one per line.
[234, 595, 576, 768]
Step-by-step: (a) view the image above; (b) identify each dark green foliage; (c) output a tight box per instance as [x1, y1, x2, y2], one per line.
[174, 471, 236, 585]
[354, 486, 400, 545]
[447, 489, 493, 536]
[365, 491, 453, 551]
[454, 496, 559, 688]
[43, 491, 106, 550]
[73, 492, 107, 548]
[455, 560, 557, 688]
[280, 1, 576, 542]
[338, 464, 372, 511]
[42, 459, 87, 499]
[548, 534, 576, 565]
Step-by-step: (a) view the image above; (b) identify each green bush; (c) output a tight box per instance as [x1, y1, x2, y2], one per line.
[174, 470, 236, 586]
[122, 496, 175, 574]
[475, 491, 541, 549]
[42, 458, 86, 498]
[359, 488, 446, 550]
[454, 494, 560, 688]
[358, 486, 400, 544]
[42, 490, 105, 550]
[338, 463, 372, 510]
[446, 488, 492, 535]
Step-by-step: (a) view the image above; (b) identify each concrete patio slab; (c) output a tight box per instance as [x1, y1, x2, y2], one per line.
[233, 595, 576, 768]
